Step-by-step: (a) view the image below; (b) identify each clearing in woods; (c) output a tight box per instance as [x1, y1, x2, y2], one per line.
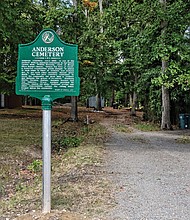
[1, 106, 189, 219]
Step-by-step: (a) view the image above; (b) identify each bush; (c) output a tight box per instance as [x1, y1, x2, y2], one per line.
[52, 136, 82, 152]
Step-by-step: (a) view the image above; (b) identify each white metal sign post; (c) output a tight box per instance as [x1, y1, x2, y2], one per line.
[42, 95, 52, 213]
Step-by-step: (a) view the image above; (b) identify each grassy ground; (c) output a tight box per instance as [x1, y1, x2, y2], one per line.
[0, 106, 163, 219]
[0, 107, 112, 219]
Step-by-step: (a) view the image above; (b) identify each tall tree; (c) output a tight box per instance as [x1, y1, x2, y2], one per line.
[160, 0, 172, 129]
[70, 0, 78, 121]
[0, 0, 44, 94]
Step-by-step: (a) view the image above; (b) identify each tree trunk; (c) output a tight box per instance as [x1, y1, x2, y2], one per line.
[94, 0, 103, 111]
[160, 0, 172, 130]
[96, 93, 102, 111]
[161, 61, 172, 129]
[70, 96, 78, 121]
[24, 96, 27, 106]
[98, 0, 103, 33]
[129, 94, 133, 107]
[70, 0, 79, 121]
[29, 97, 32, 106]
[124, 93, 128, 107]
[161, 85, 171, 129]
[130, 91, 137, 116]
[130, 73, 137, 116]
[110, 88, 115, 107]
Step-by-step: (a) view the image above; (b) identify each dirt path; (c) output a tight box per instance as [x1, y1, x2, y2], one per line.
[102, 115, 190, 220]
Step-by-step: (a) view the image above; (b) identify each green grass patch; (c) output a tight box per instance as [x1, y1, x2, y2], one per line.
[27, 159, 43, 173]
[134, 122, 160, 131]
[113, 124, 133, 133]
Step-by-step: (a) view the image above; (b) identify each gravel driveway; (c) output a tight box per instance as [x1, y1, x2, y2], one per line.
[103, 120, 190, 220]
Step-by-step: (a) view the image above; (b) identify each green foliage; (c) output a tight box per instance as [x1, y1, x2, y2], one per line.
[27, 159, 42, 173]
[52, 136, 82, 152]
[0, 0, 44, 93]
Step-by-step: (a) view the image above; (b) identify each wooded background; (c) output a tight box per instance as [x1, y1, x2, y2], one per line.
[1, 0, 190, 128]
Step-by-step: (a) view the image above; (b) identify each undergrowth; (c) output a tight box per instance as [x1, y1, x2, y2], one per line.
[134, 121, 160, 131]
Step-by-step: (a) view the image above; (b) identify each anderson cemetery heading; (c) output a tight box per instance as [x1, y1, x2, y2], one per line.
[31, 46, 64, 57]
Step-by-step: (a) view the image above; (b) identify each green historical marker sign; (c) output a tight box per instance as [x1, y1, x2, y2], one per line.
[16, 29, 80, 213]
[16, 29, 80, 101]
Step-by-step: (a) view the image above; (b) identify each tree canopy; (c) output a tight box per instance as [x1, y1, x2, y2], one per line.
[1, 0, 190, 127]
